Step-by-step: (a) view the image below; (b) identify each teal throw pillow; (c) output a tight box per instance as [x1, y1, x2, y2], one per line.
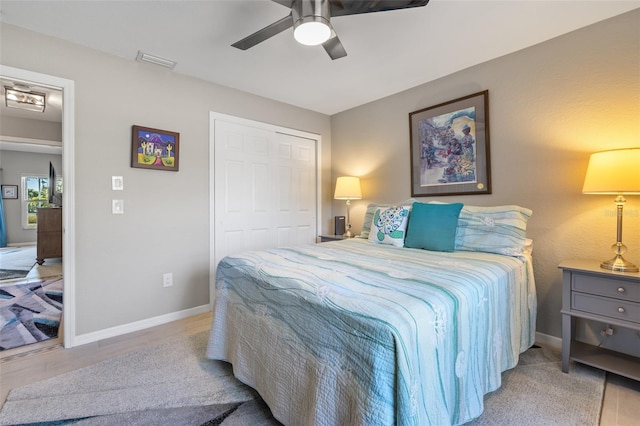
[405, 202, 463, 252]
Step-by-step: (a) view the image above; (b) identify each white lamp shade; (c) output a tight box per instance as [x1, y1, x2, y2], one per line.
[582, 148, 640, 194]
[334, 176, 362, 200]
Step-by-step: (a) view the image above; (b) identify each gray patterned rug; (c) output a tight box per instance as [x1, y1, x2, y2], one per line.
[0, 278, 63, 351]
[0, 333, 604, 425]
[0, 332, 279, 426]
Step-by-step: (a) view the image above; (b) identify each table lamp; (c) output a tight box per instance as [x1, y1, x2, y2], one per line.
[334, 176, 362, 237]
[582, 148, 640, 272]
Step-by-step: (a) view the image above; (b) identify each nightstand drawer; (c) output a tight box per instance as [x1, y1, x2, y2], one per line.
[572, 274, 640, 302]
[572, 292, 640, 324]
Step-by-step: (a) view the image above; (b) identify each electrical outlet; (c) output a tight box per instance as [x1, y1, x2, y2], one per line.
[163, 273, 173, 287]
[600, 326, 614, 336]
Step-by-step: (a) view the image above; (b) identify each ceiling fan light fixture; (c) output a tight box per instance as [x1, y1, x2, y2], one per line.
[292, 0, 332, 46]
[294, 17, 331, 46]
[231, 0, 429, 59]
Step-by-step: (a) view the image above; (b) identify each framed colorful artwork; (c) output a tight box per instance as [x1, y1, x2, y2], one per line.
[409, 90, 491, 196]
[1, 185, 18, 199]
[131, 125, 180, 171]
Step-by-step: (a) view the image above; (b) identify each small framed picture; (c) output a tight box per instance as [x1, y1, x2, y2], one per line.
[131, 125, 180, 171]
[1, 185, 18, 199]
[409, 90, 491, 196]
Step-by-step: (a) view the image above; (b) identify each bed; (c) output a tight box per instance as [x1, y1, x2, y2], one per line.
[206, 202, 536, 425]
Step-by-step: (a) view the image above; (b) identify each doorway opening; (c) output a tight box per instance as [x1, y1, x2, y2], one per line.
[0, 65, 76, 354]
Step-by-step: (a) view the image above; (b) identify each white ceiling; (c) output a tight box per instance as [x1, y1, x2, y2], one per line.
[1, 0, 638, 115]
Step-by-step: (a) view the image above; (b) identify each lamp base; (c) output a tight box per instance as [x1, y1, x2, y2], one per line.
[601, 255, 639, 273]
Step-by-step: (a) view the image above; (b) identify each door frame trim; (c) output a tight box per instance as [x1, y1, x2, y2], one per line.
[0, 65, 76, 347]
[208, 112, 322, 307]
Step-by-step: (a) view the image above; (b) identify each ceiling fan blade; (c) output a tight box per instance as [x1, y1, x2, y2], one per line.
[323, 33, 347, 60]
[232, 14, 294, 50]
[271, 0, 294, 7]
[329, 0, 429, 17]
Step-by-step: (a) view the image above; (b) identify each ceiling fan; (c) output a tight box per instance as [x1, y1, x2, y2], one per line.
[232, 0, 430, 60]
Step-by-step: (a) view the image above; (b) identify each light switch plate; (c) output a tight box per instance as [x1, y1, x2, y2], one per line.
[112, 199, 124, 214]
[112, 176, 124, 190]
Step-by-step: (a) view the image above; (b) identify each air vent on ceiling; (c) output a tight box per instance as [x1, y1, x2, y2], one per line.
[135, 51, 177, 69]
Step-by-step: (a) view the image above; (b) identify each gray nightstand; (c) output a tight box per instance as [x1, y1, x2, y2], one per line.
[559, 259, 640, 381]
[318, 235, 349, 243]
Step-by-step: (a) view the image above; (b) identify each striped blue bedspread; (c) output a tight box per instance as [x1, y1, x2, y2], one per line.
[206, 238, 537, 425]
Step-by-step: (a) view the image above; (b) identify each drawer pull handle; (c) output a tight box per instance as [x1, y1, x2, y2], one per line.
[617, 307, 625, 313]
[617, 287, 626, 293]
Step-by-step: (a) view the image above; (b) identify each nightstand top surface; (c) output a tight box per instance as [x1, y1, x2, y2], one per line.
[559, 259, 640, 280]
[318, 234, 350, 241]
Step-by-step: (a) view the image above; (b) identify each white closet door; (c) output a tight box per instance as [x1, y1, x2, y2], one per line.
[213, 119, 317, 269]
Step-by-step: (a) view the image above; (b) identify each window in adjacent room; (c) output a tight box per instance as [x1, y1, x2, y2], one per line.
[21, 175, 49, 229]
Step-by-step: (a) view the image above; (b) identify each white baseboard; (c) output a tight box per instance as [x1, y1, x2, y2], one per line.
[6, 242, 37, 247]
[535, 331, 562, 350]
[70, 304, 211, 347]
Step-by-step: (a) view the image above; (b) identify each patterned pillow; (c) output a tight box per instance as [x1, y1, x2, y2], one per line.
[368, 206, 411, 247]
[360, 199, 418, 239]
[454, 205, 532, 256]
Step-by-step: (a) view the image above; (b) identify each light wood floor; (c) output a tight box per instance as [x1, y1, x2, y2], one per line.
[0, 254, 62, 288]
[1, 312, 638, 425]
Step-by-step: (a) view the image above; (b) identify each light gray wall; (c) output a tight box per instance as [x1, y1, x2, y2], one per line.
[1, 24, 332, 335]
[0, 116, 62, 142]
[331, 9, 640, 346]
[0, 150, 62, 244]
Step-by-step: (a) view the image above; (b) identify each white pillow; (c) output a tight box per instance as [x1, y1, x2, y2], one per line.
[455, 205, 532, 256]
[360, 203, 389, 239]
[368, 206, 411, 247]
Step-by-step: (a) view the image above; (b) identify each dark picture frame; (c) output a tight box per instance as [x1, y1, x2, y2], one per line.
[131, 125, 180, 171]
[1, 185, 18, 199]
[409, 90, 491, 196]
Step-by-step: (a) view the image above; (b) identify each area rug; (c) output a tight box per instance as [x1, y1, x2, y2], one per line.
[0, 331, 278, 426]
[0, 278, 63, 351]
[0, 246, 37, 281]
[468, 345, 605, 425]
[0, 269, 31, 280]
[0, 332, 605, 426]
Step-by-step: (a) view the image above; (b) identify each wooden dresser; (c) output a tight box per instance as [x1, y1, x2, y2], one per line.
[36, 207, 62, 265]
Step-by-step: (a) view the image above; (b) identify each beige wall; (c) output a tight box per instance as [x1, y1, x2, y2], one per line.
[331, 9, 640, 342]
[1, 24, 332, 335]
[0, 116, 62, 142]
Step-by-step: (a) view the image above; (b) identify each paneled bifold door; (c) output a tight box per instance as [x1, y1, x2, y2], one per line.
[213, 119, 317, 270]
